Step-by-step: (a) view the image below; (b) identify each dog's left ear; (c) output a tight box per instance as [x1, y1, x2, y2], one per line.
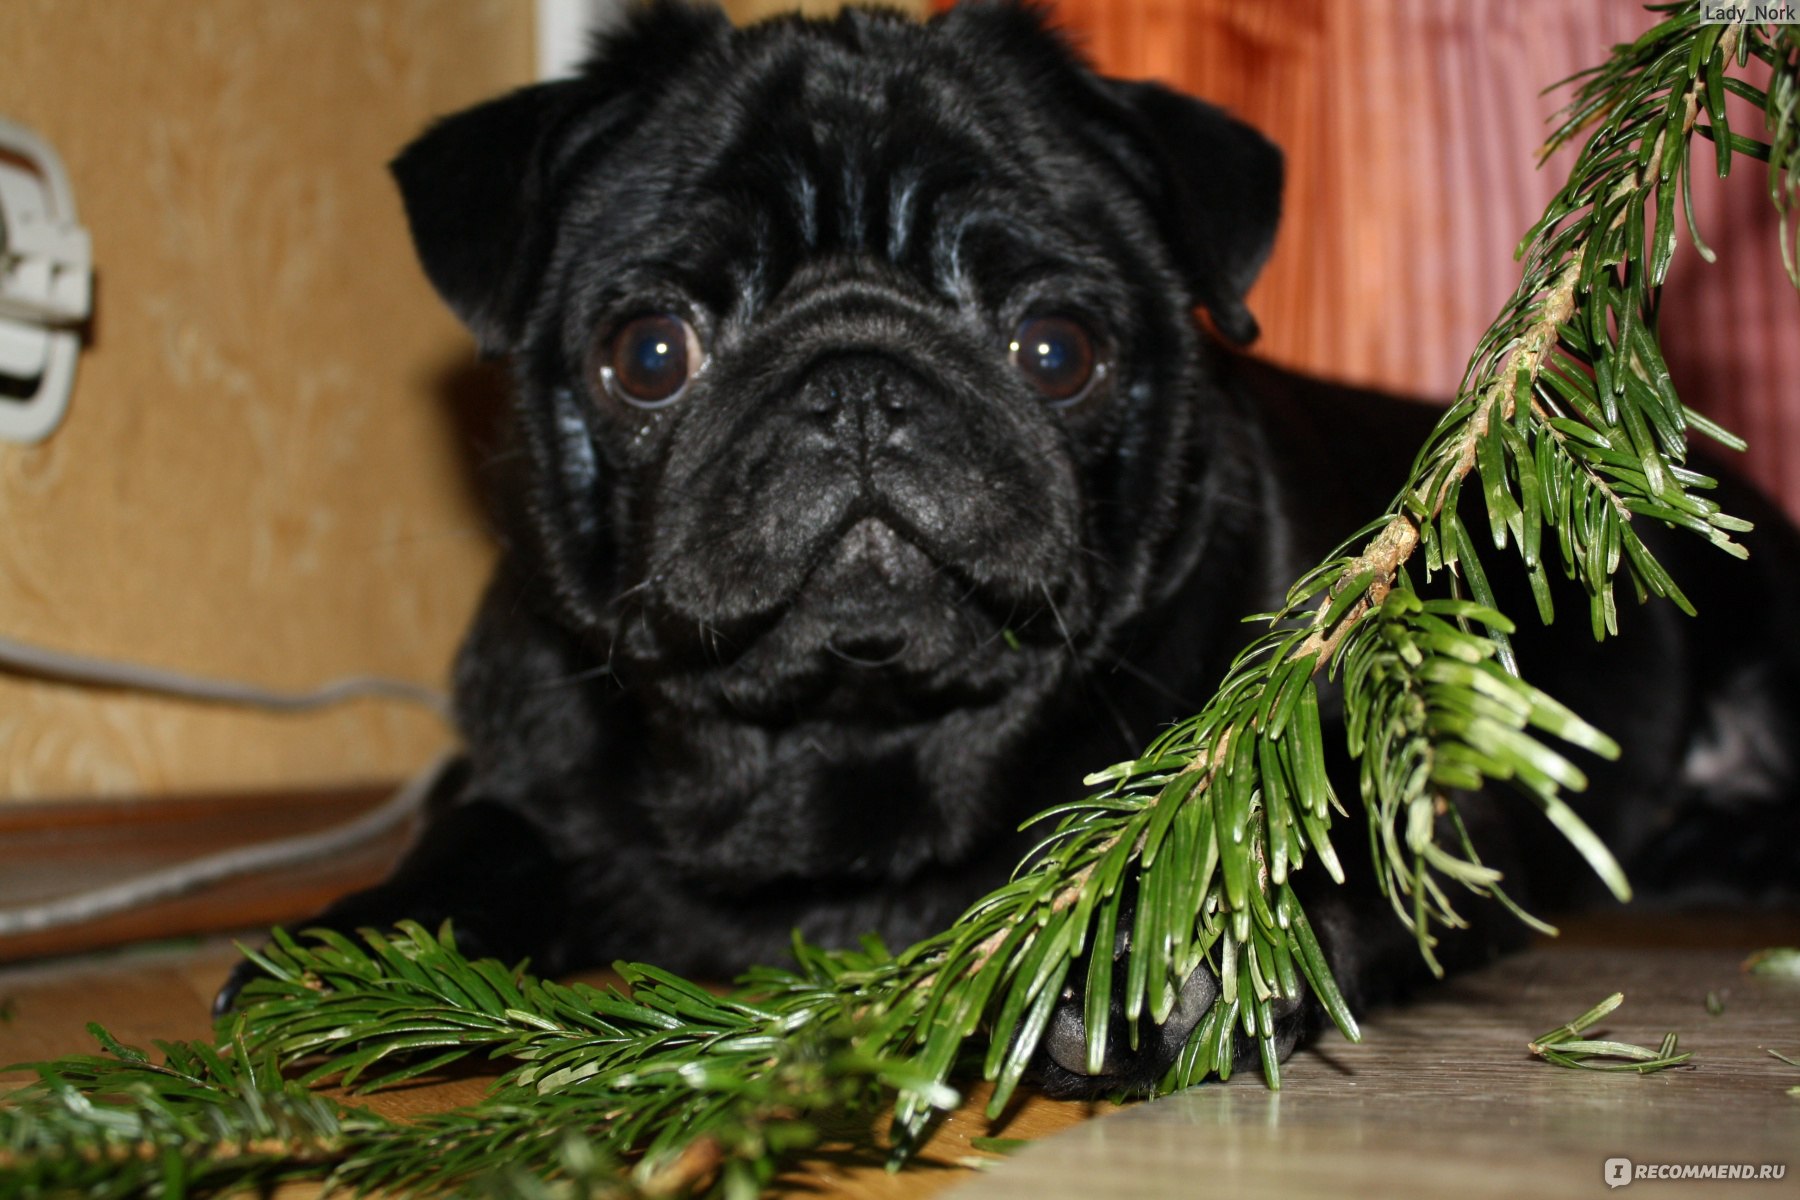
[1093, 79, 1284, 345]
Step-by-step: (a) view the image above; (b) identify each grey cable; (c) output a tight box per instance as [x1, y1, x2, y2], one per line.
[0, 752, 455, 936]
[0, 633, 458, 936]
[0, 633, 453, 719]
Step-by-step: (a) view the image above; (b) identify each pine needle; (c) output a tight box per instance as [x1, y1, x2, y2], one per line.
[1529, 993, 1692, 1073]
[1743, 947, 1800, 976]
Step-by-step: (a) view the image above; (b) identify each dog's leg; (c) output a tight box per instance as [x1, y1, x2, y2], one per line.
[1030, 790, 1533, 1097]
[1032, 933, 1307, 1099]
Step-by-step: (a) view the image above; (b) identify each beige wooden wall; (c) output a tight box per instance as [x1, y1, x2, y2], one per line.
[0, 1, 535, 802]
[0, 1, 928, 805]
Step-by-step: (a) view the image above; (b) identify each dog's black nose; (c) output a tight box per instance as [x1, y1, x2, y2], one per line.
[795, 352, 918, 452]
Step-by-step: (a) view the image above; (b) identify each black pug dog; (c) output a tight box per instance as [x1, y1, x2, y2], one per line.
[221, 0, 1800, 1096]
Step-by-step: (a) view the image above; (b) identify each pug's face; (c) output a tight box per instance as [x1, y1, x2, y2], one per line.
[395, 2, 1281, 735]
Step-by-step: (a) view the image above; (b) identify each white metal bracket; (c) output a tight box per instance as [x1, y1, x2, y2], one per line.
[0, 117, 92, 445]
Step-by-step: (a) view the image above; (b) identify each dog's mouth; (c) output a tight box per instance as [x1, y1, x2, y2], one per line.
[631, 511, 1072, 719]
[798, 515, 953, 676]
[801, 515, 940, 636]
[766, 513, 999, 688]
[825, 630, 911, 668]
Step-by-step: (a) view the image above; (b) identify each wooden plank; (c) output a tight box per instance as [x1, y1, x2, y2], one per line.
[0, 785, 411, 963]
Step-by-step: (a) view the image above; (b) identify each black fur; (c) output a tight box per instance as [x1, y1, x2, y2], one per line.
[220, 1, 1800, 1097]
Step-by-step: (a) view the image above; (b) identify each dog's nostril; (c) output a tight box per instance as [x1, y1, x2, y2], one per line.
[799, 384, 843, 422]
[795, 354, 917, 427]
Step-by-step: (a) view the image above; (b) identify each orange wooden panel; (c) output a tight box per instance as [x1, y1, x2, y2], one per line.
[939, 0, 1800, 523]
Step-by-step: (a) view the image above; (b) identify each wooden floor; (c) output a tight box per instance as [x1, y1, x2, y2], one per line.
[1, 914, 1796, 1198]
[957, 915, 1800, 1200]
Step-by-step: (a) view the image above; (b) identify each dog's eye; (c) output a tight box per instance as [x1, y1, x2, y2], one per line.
[602, 314, 701, 408]
[1009, 316, 1100, 406]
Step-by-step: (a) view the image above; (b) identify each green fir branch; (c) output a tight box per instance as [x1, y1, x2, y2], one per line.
[2, 1022, 390, 1197]
[6, 7, 1799, 1197]
[6, 926, 929, 1198]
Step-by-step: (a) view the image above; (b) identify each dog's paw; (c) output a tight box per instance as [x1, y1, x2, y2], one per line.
[212, 953, 267, 1017]
[1031, 947, 1307, 1098]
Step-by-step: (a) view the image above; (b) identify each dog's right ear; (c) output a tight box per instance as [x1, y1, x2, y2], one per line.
[390, 81, 588, 354]
[391, 1, 730, 353]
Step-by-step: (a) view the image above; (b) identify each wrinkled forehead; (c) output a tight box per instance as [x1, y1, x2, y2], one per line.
[547, 23, 1135, 328]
